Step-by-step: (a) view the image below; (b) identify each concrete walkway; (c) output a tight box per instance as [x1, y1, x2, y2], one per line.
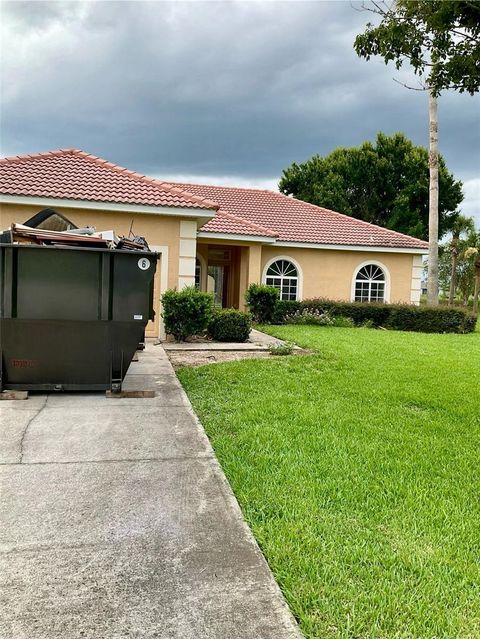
[162, 328, 289, 352]
[0, 345, 302, 638]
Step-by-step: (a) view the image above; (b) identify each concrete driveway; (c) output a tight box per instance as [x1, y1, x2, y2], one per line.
[0, 344, 302, 639]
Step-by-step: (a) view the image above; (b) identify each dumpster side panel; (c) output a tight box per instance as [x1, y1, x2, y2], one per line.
[0, 319, 145, 391]
[16, 248, 101, 321]
[112, 253, 157, 322]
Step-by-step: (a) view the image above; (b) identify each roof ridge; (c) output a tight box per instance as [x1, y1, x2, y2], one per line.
[0, 149, 219, 211]
[173, 179, 277, 195]
[0, 148, 79, 164]
[215, 209, 278, 237]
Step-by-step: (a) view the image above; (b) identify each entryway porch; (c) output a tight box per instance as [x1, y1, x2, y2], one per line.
[195, 240, 263, 310]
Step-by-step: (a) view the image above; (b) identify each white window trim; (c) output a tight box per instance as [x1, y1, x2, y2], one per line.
[351, 260, 390, 303]
[262, 255, 303, 301]
[150, 244, 169, 339]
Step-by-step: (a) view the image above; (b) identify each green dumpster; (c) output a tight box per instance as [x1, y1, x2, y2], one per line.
[0, 243, 158, 392]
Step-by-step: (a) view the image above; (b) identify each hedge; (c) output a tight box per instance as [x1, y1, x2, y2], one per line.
[271, 299, 301, 324]
[245, 283, 279, 323]
[161, 287, 213, 341]
[273, 298, 476, 334]
[208, 308, 252, 342]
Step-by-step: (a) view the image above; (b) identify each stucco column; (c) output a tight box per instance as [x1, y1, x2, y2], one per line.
[410, 255, 423, 305]
[178, 220, 197, 289]
[238, 247, 249, 310]
[247, 244, 262, 286]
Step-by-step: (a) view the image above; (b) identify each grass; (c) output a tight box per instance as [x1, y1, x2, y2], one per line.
[177, 325, 480, 639]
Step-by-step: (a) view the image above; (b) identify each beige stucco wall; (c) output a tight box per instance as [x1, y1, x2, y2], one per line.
[260, 245, 417, 304]
[0, 202, 199, 336]
[195, 238, 421, 306]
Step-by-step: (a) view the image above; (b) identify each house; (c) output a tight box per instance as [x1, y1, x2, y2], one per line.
[0, 149, 428, 338]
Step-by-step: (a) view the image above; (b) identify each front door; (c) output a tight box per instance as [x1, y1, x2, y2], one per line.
[208, 265, 229, 307]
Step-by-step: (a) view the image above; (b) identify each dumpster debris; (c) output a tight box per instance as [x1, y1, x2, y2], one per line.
[23, 208, 81, 232]
[1, 208, 151, 251]
[10, 223, 111, 248]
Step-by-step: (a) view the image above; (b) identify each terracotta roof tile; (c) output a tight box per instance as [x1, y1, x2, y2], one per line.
[202, 209, 278, 238]
[0, 149, 428, 250]
[0, 149, 218, 211]
[173, 182, 429, 250]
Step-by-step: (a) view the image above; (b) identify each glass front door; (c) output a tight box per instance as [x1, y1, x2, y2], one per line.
[208, 265, 228, 307]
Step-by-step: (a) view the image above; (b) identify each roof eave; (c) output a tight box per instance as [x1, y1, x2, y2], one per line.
[0, 194, 216, 223]
[197, 231, 277, 244]
[274, 240, 428, 254]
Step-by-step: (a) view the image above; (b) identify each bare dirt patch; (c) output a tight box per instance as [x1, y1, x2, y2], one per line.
[167, 350, 272, 369]
[166, 348, 310, 369]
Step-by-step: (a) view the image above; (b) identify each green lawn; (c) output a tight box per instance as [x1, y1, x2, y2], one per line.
[177, 326, 480, 639]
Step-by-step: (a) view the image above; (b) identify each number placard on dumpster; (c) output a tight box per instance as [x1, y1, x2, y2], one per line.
[138, 257, 150, 270]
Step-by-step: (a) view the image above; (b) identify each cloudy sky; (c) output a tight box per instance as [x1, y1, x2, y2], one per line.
[1, 0, 479, 223]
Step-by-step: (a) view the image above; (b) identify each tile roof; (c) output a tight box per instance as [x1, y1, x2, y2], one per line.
[201, 209, 278, 238]
[173, 182, 429, 250]
[0, 149, 428, 250]
[0, 150, 218, 211]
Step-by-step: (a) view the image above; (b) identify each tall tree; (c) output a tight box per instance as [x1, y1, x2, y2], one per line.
[428, 91, 439, 306]
[354, 0, 480, 305]
[279, 132, 463, 240]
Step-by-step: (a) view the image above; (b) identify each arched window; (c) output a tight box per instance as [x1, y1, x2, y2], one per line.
[354, 264, 386, 302]
[265, 259, 299, 301]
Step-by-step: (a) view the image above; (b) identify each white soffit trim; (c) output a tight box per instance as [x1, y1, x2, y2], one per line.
[197, 231, 276, 244]
[275, 241, 427, 255]
[0, 194, 215, 220]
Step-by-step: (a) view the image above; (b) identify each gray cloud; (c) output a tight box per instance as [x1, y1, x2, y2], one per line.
[1, 0, 479, 220]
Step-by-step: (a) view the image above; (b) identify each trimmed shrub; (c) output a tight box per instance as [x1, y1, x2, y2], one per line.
[297, 299, 392, 327]
[161, 287, 213, 341]
[208, 308, 252, 342]
[245, 283, 279, 323]
[385, 306, 477, 334]
[272, 297, 476, 334]
[271, 299, 302, 324]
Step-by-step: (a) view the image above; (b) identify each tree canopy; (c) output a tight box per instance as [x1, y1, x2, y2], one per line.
[278, 132, 463, 240]
[354, 1, 480, 96]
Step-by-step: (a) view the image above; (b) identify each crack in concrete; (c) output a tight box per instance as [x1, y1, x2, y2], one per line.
[18, 395, 49, 463]
[2, 454, 215, 467]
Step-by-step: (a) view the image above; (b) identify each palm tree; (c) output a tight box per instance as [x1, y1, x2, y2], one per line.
[448, 215, 475, 305]
[456, 230, 480, 309]
[427, 90, 439, 306]
[473, 253, 480, 315]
